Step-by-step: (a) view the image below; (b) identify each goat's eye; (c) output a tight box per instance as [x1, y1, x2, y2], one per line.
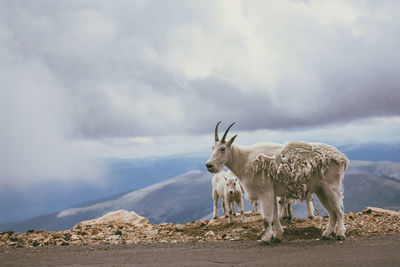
[233, 183, 236, 186]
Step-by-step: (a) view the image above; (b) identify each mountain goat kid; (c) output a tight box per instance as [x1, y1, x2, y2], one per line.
[206, 122, 348, 243]
[212, 171, 246, 223]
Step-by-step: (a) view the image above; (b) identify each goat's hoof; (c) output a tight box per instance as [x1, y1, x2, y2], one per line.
[321, 235, 330, 240]
[308, 216, 314, 219]
[225, 215, 229, 218]
[258, 240, 270, 246]
[336, 235, 345, 241]
[274, 232, 284, 241]
[213, 216, 217, 220]
[272, 238, 282, 243]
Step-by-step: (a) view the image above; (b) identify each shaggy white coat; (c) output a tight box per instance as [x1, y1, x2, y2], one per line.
[212, 171, 246, 223]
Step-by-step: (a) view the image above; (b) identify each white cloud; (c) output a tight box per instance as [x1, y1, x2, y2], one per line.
[0, 0, 399, 188]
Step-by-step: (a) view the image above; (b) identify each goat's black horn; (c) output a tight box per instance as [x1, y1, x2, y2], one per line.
[221, 122, 236, 143]
[215, 121, 221, 142]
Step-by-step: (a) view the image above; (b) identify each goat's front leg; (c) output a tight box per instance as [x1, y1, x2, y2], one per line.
[251, 200, 259, 215]
[259, 190, 275, 243]
[226, 199, 233, 223]
[306, 197, 315, 219]
[212, 190, 218, 219]
[221, 197, 228, 218]
[273, 197, 284, 241]
[237, 198, 247, 223]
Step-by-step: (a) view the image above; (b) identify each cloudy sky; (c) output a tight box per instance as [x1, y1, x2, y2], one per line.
[1, 0, 400, 189]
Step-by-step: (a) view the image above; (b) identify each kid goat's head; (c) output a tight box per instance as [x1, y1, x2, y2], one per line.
[205, 121, 238, 173]
[224, 176, 238, 196]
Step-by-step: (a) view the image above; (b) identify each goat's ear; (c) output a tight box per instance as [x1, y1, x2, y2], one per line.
[227, 134, 238, 146]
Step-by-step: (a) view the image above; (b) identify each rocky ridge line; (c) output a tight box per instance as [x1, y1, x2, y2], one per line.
[1, 207, 399, 248]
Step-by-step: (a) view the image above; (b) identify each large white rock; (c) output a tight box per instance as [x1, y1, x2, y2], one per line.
[76, 210, 150, 227]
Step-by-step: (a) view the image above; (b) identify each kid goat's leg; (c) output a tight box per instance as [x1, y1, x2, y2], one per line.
[213, 190, 219, 219]
[237, 197, 247, 223]
[221, 197, 228, 218]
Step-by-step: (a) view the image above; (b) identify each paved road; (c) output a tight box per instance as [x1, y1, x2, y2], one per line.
[1, 235, 399, 266]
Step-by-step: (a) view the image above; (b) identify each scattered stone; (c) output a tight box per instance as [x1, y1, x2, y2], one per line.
[114, 230, 123, 235]
[175, 224, 184, 232]
[205, 231, 215, 237]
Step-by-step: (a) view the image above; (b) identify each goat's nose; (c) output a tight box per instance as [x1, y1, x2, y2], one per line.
[229, 191, 233, 195]
[205, 163, 214, 169]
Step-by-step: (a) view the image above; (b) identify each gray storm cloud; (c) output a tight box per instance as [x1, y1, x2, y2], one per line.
[0, 0, 400, 186]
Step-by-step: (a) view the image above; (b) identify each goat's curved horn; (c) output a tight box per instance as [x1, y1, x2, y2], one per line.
[221, 122, 236, 143]
[215, 121, 221, 142]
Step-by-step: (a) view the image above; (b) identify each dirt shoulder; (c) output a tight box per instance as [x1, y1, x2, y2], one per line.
[0, 234, 399, 266]
[1, 207, 399, 266]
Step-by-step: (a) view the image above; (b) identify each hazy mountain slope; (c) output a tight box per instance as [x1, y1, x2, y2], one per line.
[0, 155, 208, 223]
[347, 160, 400, 182]
[344, 173, 400, 211]
[4, 171, 213, 232]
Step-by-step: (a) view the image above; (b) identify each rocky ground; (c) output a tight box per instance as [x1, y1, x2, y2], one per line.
[1, 207, 399, 249]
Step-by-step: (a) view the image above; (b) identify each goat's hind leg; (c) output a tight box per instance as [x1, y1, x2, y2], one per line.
[306, 197, 315, 219]
[315, 189, 337, 239]
[323, 185, 346, 240]
[273, 197, 284, 241]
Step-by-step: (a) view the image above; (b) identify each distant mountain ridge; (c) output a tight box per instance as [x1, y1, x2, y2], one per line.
[1, 142, 399, 227]
[2, 160, 400, 233]
[339, 142, 400, 162]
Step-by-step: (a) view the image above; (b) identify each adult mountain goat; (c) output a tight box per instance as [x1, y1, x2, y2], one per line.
[205, 122, 348, 243]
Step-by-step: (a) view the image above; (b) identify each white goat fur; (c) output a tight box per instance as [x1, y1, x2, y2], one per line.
[212, 171, 246, 223]
[206, 123, 348, 243]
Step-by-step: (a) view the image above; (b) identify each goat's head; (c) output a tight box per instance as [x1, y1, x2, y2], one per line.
[224, 175, 237, 195]
[205, 121, 238, 173]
